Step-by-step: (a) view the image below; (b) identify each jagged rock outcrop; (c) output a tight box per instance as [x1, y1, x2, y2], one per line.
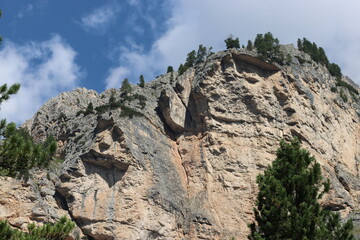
[1, 46, 360, 239]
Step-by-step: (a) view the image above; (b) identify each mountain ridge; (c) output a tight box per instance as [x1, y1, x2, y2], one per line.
[1, 45, 360, 239]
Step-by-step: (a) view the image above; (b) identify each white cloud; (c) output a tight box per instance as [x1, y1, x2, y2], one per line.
[105, 66, 130, 89]
[106, 0, 360, 86]
[0, 35, 83, 124]
[80, 3, 120, 33]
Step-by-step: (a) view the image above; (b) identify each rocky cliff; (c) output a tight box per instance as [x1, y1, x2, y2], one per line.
[1, 46, 360, 239]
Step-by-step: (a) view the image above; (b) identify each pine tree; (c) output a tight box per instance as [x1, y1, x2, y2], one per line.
[224, 34, 240, 49]
[249, 138, 354, 240]
[167, 66, 174, 73]
[254, 32, 282, 62]
[178, 63, 186, 75]
[120, 78, 132, 94]
[185, 50, 196, 68]
[246, 40, 254, 51]
[139, 75, 145, 88]
[196, 44, 207, 64]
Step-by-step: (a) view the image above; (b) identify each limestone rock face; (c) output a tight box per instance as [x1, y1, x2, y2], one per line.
[2, 47, 360, 239]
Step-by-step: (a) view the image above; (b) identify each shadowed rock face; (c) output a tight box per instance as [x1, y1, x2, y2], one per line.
[1, 47, 360, 239]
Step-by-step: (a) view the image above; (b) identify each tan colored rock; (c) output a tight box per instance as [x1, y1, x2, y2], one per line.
[4, 46, 359, 239]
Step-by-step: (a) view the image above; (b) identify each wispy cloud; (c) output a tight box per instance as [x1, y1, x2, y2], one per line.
[16, 1, 48, 19]
[105, 66, 130, 89]
[0, 35, 84, 124]
[79, 3, 120, 33]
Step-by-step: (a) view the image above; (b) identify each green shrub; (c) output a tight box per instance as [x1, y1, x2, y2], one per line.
[295, 56, 306, 64]
[224, 34, 240, 49]
[340, 88, 348, 102]
[0, 216, 75, 240]
[336, 80, 359, 95]
[120, 105, 143, 118]
[76, 102, 94, 116]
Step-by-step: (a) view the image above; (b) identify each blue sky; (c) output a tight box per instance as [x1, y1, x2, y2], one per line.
[1, 0, 360, 124]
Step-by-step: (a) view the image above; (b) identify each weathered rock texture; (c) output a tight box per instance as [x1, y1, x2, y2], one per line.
[1, 46, 360, 239]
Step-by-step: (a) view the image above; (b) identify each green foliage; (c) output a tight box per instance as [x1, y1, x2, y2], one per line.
[178, 45, 212, 76]
[297, 37, 348, 94]
[339, 88, 348, 102]
[196, 44, 208, 64]
[249, 138, 354, 240]
[246, 40, 254, 51]
[297, 38, 329, 66]
[178, 63, 186, 76]
[254, 32, 283, 62]
[167, 66, 174, 73]
[94, 104, 108, 114]
[295, 56, 306, 64]
[133, 93, 147, 109]
[0, 83, 20, 104]
[0, 122, 57, 178]
[139, 75, 145, 88]
[286, 53, 292, 64]
[95, 90, 146, 116]
[76, 102, 94, 116]
[0, 216, 75, 240]
[119, 105, 143, 118]
[224, 34, 240, 49]
[331, 86, 338, 93]
[328, 63, 342, 79]
[336, 80, 359, 95]
[120, 78, 132, 94]
[185, 50, 196, 68]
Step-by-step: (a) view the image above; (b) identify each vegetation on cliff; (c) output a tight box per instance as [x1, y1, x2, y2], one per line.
[0, 216, 75, 240]
[178, 44, 213, 75]
[249, 138, 354, 240]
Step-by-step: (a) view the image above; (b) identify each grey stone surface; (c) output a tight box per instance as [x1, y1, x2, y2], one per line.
[2, 45, 359, 239]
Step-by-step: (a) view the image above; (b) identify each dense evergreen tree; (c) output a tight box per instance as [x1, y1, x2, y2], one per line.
[328, 63, 342, 79]
[120, 78, 132, 94]
[297, 38, 329, 66]
[177, 45, 213, 76]
[254, 32, 282, 62]
[167, 66, 174, 73]
[139, 75, 145, 88]
[185, 50, 196, 68]
[0, 122, 57, 177]
[196, 44, 207, 64]
[178, 63, 186, 75]
[246, 40, 254, 51]
[249, 138, 354, 240]
[224, 35, 240, 49]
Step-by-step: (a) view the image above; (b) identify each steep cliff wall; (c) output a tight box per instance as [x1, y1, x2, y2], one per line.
[1, 46, 360, 239]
